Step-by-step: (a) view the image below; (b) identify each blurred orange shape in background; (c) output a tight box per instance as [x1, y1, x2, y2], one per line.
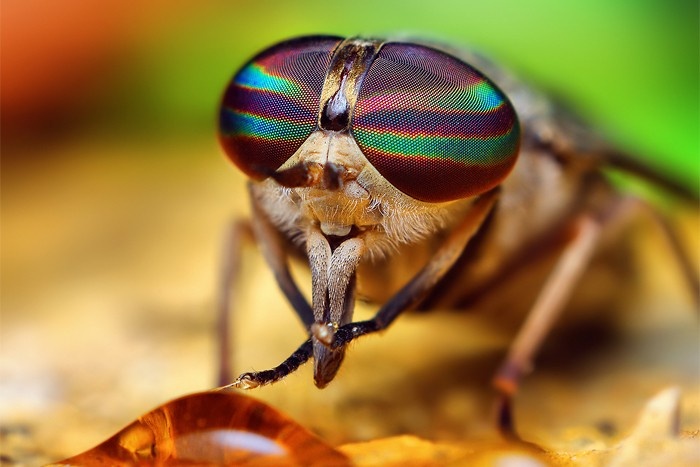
[1, 0, 168, 131]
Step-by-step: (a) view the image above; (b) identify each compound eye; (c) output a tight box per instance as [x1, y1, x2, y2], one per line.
[352, 43, 520, 202]
[219, 36, 342, 180]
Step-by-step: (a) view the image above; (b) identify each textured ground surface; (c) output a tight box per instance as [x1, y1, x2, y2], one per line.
[2, 140, 698, 465]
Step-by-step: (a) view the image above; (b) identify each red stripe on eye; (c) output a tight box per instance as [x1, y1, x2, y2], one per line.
[219, 37, 341, 178]
[352, 42, 520, 202]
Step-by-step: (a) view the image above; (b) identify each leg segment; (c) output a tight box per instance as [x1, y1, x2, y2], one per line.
[216, 219, 253, 386]
[248, 186, 315, 328]
[492, 214, 602, 438]
[329, 188, 500, 348]
[491, 194, 698, 439]
[223, 339, 314, 390]
[216, 187, 315, 386]
[228, 189, 499, 389]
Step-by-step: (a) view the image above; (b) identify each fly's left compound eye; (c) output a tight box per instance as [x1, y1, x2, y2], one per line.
[352, 43, 520, 202]
[219, 36, 342, 180]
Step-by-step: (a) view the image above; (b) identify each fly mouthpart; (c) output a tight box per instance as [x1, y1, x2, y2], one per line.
[306, 232, 364, 388]
[321, 222, 352, 237]
[313, 337, 346, 388]
[322, 225, 365, 252]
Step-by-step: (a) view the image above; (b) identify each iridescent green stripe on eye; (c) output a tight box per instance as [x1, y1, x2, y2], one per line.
[352, 42, 520, 202]
[428, 84, 504, 111]
[221, 109, 312, 142]
[218, 36, 341, 180]
[352, 126, 519, 165]
[470, 80, 504, 110]
[235, 63, 302, 97]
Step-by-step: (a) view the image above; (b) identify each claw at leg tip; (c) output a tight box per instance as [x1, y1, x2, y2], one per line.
[236, 376, 260, 390]
[215, 374, 260, 391]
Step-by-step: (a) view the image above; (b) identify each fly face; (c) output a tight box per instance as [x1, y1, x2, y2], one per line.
[219, 36, 520, 387]
[252, 130, 470, 257]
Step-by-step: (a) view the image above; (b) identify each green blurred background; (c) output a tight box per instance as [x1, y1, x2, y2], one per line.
[2, 0, 698, 184]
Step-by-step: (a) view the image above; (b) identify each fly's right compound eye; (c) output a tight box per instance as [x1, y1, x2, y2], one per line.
[352, 43, 520, 203]
[219, 36, 342, 180]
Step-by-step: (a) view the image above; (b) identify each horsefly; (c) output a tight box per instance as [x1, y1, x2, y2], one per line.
[215, 36, 697, 437]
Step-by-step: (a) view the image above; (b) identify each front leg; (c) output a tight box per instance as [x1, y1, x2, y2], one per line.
[228, 188, 499, 389]
[248, 184, 315, 328]
[326, 188, 500, 348]
[215, 219, 253, 386]
[216, 186, 315, 386]
[491, 213, 602, 439]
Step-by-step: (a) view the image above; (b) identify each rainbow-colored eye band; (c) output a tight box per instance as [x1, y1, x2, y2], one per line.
[219, 36, 342, 180]
[219, 37, 519, 202]
[352, 43, 520, 202]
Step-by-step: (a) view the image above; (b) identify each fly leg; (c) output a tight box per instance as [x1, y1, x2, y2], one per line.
[217, 185, 315, 388]
[493, 194, 699, 439]
[227, 188, 499, 390]
[216, 219, 252, 386]
[248, 187, 315, 329]
[326, 188, 500, 349]
[492, 213, 601, 439]
[225, 338, 314, 390]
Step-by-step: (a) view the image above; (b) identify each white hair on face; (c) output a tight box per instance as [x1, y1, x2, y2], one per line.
[252, 176, 473, 262]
